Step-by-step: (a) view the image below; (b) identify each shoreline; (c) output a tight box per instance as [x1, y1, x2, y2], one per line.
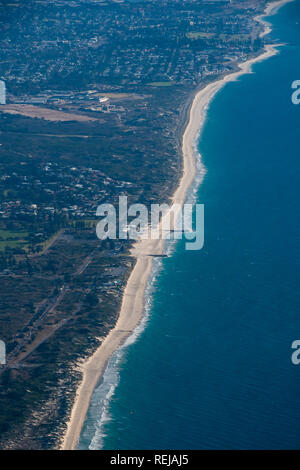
[257, 0, 295, 37]
[61, 0, 292, 450]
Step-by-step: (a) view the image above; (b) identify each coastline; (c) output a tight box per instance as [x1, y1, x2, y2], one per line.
[257, 0, 295, 37]
[61, 0, 292, 450]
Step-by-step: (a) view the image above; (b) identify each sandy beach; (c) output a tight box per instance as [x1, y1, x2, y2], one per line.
[61, 0, 292, 450]
[257, 0, 295, 37]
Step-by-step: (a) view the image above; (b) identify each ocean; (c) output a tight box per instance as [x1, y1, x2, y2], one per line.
[78, 1, 300, 450]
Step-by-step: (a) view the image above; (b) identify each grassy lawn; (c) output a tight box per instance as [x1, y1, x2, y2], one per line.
[0, 230, 29, 252]
[186, 32, 249, 42]
[0, 230, 28, 239]
[148, 81, 175, 87]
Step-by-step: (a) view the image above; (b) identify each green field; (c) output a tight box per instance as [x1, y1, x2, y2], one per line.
[0, 230, 29, 252]
[186, 31, 250, 42]
[148, 81, 175, 87]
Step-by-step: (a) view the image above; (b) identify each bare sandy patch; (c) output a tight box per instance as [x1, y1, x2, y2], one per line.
[0, 104, 97, 122]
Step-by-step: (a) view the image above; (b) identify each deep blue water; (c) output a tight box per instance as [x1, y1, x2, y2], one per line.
[79, 1, 300, 450]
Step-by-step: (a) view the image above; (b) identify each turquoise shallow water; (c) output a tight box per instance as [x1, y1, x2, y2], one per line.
[79, 1, 300, 450]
